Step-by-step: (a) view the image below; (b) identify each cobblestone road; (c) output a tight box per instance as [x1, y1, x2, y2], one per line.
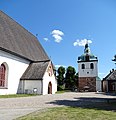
[0, 92, 116, 120]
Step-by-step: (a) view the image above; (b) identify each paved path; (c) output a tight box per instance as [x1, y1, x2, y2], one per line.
[0, 92, 116, 120]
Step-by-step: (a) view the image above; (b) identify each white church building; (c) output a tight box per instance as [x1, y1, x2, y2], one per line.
[0, 11, 57, 95]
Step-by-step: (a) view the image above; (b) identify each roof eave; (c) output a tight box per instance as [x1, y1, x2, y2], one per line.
[77, 60, 98, 63]
[20, 78, 43, 80]
[0, 47, 32, 62]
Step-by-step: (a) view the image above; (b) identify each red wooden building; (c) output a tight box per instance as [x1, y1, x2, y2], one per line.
[102, 69, 116, 92]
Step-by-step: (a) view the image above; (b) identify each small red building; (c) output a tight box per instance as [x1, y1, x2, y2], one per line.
[102, 69, 116, 92]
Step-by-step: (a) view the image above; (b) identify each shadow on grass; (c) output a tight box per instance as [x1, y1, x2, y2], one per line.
[96, 92, 116, 96]
[46, 97, 116, 112]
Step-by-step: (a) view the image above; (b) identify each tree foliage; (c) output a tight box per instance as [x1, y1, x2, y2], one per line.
[65, 66, 77, 90]
[112, 54, 116, 62]
[57, 66, 78, 91]
[57, 66, 65, 75]
[57, 66, 65, 86]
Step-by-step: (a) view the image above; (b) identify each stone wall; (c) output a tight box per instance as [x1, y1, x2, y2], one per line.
[78, 77, 96, 92]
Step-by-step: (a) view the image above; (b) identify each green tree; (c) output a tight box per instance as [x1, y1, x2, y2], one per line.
[65, 66, 76, 90]
[112, 54, 116, 68]
[57, 66, 65, 90]
[112, 54, 116, 62]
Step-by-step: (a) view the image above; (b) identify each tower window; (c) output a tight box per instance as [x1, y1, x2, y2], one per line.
[85, 55, 89, 61]
[90, 63, 94, 69]
[82, 64, 85, 69]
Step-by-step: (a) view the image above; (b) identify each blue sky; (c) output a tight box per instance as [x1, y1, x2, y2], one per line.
[0, 0, 116, 79]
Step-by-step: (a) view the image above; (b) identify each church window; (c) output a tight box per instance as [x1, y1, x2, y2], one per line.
[0, 64, 6, 87]
[82, 64, 85, 69]
[48, 65, 53, 77]
[90, 63, 94, 69]
[0, 63, 8, 88]
[49, 73, 51, 76]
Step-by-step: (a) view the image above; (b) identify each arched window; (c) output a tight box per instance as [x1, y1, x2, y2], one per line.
[90, 63, 94, 69]
[0, 64, 6, 87]
[48, 65, 53, 77]
[0, 63, 8, 88]
[82, 64, 85, 69]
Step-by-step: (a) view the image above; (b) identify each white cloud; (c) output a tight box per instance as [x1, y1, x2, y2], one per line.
[52, 34, 62, 43]
[43, 38, 49, 41]
[73, 39, 92, 47]
[51, 30, 64, 43]
[51, 30, 64, 36]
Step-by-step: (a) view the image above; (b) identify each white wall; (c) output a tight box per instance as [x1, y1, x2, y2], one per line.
[78, 61, 98, 77]
[43, 72, 57, 95]
[0, 50, 30, 95]
[19, 80, 42, 94]
[18, 61, 57, 95]
[19, 72, 57, 95]
[42, 62, 57, 95]
[96, 80, 101, 92]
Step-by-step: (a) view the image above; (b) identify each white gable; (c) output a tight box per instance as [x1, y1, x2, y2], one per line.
[42, 62, 57, 95]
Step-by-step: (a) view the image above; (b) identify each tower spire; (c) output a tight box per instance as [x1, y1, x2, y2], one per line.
[84, 40, 91, 54]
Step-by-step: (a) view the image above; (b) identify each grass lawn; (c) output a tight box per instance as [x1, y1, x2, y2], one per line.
[56, 90, 72, 94]
[55, 91, 65, 94]
[0, 94, 38, 98]
[17, 107, 116, 120]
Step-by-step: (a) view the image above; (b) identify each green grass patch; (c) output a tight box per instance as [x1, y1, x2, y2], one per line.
[56, 90, 72, 94]
[0, 94, 38, 98]
[56, 91, 65, 94]
[16, 107, 116, 120]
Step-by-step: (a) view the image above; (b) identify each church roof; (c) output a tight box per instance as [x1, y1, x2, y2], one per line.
[0, 11, 49, 62]
[21, 61, 49, 80]
[103, 69, 116, 80]
[78, 42, 98, 62]
[78, 53, 97, 61]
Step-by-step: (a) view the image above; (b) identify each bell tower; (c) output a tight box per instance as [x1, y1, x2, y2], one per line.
[78, 41, 98, 91]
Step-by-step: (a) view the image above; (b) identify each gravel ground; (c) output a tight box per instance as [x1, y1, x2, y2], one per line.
[0, 92, 116, 120]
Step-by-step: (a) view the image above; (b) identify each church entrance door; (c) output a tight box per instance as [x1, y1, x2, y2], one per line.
[48, 82, 52, 94]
